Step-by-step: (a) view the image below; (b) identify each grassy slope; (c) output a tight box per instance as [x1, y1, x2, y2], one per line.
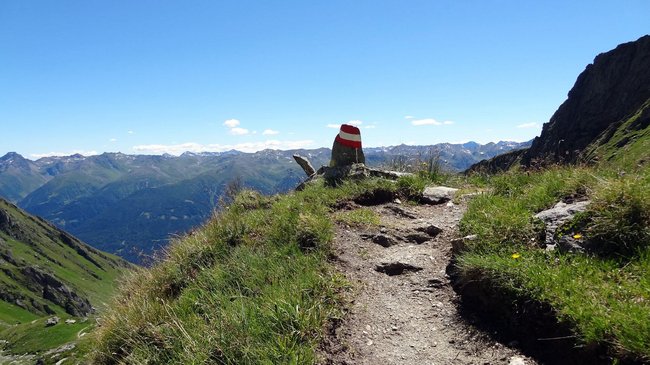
[458, 114, 650, 362]
[0, 199, 131, 356]
[89, 175, 436, 364]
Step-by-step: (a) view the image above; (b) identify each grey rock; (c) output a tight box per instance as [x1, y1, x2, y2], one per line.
[405, 233, 431, 244]
[557, 235, 585, 253]
[375, 262, 423, 276]
[372, 234, 398, 248]
[534, 200, 590, 246]
[451, 234, 478, 254]
[415, 224, 443, 237]
[45, 316, 60, 327]
[421, 186, 459, 205]
[292, 154, 316, 177]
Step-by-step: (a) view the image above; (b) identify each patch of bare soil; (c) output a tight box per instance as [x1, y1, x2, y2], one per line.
[321, 199, 538, 365]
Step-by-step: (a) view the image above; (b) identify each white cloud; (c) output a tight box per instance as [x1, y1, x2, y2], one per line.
[31, 150, 99, 158]
[326, 124, 340, 129]
[517, 122, 538, 129]
[411, 118, 442, 126]
[262, 129, 279, 135]
[364, 125, 376, 129]
[223, 119, 240, 128]
[109, 138, 117, 142]
[132, 140, 314, 155]
[127, 130, 134, 134]
[230, 127, 249, 135]
[347, 120, 363, 126]
[404, 116, 415, 119]
[443, 121, 454, 125]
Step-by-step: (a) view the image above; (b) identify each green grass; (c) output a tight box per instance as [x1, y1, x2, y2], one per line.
[334, 208, 381, 227]
[90, 178, 427, 364]
[0, 301, 39, 326]
[457, 165, 650, 361]
[1, 316, 93, 354]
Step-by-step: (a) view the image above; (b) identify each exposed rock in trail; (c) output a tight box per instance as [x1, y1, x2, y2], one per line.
[375, 261, 423, 276]
[404, 233, 430, 244]
[414, 224, 443, 237]
[366, 234, 398, 248]
[420, 186, 458, 204]
[383, 205, 417, 219]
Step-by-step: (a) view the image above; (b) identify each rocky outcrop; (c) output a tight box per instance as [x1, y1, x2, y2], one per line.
[467, 35, 650, 172]
[20, 266, 94, 317]
[524, 35, 650, 166]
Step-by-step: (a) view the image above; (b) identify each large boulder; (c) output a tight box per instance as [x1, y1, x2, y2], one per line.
[330, 124, 365, 166]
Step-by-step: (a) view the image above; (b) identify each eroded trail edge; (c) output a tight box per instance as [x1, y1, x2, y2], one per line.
[322, 199, 537, 365]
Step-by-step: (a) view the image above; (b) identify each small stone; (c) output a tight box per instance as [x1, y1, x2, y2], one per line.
[405, 233, 430, 244]
[391, 325, 398, 331]
[508, 356, 527, 365]
[421, 186, 458, 204]
[365, 325, 371, 331]
[415, 224, 443, 237]
[372, 234, 397, 247]
[45, 317, 60, 327]
[366, 340, 373, 346]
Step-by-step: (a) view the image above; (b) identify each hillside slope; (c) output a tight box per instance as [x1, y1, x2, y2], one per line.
[0, 197, 130, 323]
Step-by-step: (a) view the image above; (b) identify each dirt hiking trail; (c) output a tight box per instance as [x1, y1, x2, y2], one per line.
[322, 198, 538, 365]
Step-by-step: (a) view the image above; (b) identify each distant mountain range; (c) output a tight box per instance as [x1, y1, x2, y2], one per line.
[0, 141, 529, 263]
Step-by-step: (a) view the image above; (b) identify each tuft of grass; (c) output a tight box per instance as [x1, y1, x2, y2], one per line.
[334, 208, 381, 227]
[456, 165, 650, 361]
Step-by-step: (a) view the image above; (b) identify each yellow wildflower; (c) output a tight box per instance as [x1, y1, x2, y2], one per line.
[511, 253, 521, 259]
[573, 234, 583, 239]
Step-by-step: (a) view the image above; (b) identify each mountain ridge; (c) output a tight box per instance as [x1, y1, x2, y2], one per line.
[468, 34, 650, 172]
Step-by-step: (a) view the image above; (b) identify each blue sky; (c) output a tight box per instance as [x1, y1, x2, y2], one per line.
[1, 1, 648, 158]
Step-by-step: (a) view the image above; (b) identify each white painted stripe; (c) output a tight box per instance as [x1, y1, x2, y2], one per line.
[338, 130, 362, 142]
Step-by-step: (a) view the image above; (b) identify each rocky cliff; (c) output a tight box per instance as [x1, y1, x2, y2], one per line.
[469, 35, 650, 172]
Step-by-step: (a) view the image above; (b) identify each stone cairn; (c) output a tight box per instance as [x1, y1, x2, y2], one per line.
[293, 124, 407, 188]
[330, 124, 365, 166]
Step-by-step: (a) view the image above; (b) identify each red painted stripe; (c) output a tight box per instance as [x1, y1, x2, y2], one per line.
[340, 124, 361, 135]
[335, 135, 362, 148]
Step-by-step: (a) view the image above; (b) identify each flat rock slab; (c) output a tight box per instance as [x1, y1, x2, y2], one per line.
[421, 186, 459, 205]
